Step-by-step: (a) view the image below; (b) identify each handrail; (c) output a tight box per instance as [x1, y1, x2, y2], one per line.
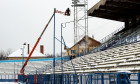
[93, 25, 140, 53]
[99, 26, 124, 43]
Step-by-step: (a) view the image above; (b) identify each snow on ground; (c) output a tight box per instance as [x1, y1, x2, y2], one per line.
[0, 82, 18, 84]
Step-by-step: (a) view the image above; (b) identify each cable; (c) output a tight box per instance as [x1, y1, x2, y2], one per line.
[62, 16, 95, 27]
[62, 37, 77, 74]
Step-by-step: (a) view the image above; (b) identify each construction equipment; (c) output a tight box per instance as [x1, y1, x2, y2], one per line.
[20, 8, 70, 75]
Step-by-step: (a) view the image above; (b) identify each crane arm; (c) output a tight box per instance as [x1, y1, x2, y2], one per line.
[20, 8, 70, 75]
[20, 13, 54, 75]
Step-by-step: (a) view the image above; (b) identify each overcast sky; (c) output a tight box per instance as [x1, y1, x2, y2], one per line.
[0, 0, 124, 55]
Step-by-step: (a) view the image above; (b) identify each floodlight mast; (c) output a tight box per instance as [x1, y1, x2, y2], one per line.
[20, 8, 70, 75]
[72, 0, 88, 55]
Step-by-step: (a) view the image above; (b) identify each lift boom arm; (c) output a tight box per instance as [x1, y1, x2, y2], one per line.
[20, 13, 54, 75]
[20, 8, 70, 75]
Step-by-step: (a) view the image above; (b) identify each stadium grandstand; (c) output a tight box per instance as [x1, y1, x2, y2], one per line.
[0, 57, 70, 82]
[0, 0, 140, 84]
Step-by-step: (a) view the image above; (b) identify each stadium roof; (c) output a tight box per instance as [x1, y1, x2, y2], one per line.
[88, 0, 140, 28]
[8, 44, 45, 57]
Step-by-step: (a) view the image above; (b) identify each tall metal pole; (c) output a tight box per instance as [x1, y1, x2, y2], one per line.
[14, 61, 15, 81]
[85, 0, 87, 54]
[87, 0, 88, 37]
[74, 1, 76, 45]
[61, 23, 63, 84]
[53, 8, 56, 84]
[21, 44, 25, 83]
[22, 45, 25, 75]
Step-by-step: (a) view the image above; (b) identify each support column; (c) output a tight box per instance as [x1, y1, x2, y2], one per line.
[61, 23, 63, 84]
[35, 74, 36, 84]
[90, 74, 92, 84]
[53, 8, 56, 84]
[80, 75, 82, 84]
[138, 73, 140, 84]
[101, 73, 104, 84]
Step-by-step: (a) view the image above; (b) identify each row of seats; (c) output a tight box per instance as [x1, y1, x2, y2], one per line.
[29, 60, 62, 74]
[44, 41, 140, 74]
[32, 26, 140, 74]
[0, 60, 52, 74]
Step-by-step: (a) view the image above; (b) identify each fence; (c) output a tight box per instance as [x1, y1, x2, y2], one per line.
[0, 74, 17, 82]
[17, 72, 140, 84]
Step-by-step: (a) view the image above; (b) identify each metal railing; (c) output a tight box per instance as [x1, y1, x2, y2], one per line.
[29, 57, 70, 74]
[19, 72, 140, 84]
[74, 25, 140, 57]
[99, 26, 125, 43]
[92, 25, 140, 53]
[0, 74, 16, 82]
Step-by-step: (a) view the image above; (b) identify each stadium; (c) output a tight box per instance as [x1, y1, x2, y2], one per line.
[0, 0, 140, 84]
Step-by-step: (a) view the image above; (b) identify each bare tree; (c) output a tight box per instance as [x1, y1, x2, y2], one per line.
[0, 50, 6, 60]
[0, 49, 13, 60]
[56, 53, 60, 57]
[5, 48, 12, 56]
[55, 52, 66, 57]
[45, 54, 53, 58]
[45, 52, 66, 58]
[62, 52, 66, 56]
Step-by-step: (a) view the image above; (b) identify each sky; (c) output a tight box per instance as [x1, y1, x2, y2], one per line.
[0, 0, 124, 55]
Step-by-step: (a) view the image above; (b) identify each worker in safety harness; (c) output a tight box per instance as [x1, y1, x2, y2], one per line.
[65, 8, 70, 16]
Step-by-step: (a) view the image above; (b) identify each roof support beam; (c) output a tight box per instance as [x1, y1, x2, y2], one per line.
[99, 5, 140, 16]
[88, 0, 140, 24]
[105, 1, 140, 10]
[89, 11, 125, 22]
[107, 0, 140, 4]
[120, 0, 140, 4]
[92, 9, 134, 19]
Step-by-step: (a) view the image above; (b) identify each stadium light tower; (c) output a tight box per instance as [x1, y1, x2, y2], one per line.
[72, 0, 88, 44]
[72, 0, 88, 54]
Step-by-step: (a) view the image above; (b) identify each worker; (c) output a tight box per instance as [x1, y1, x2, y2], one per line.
[65, 8, 70, 16]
